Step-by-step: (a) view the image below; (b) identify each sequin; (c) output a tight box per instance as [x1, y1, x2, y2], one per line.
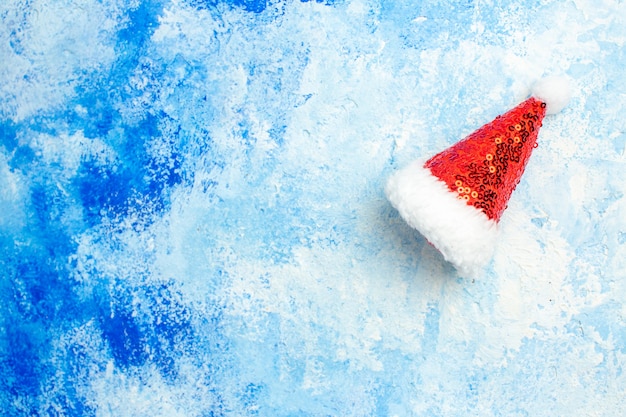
[424, 97, 547, 221]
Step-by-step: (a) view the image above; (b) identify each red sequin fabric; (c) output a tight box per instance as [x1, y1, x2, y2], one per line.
[425, 97, 547, 222]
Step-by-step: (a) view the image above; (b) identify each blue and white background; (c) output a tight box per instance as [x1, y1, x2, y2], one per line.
[2, 0, 626, 415]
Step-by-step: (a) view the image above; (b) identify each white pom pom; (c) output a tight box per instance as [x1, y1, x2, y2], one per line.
[531, 76, 572, 115]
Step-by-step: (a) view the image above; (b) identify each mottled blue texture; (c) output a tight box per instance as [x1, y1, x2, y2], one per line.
[1, 0, 626, 415]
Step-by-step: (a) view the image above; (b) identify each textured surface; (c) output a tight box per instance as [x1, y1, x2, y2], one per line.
[1, 0, 626, 415]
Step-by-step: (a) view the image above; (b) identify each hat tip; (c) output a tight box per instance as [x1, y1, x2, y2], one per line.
[531, 75, 572, 115]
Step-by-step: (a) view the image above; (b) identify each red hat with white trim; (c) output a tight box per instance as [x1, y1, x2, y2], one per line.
[386, 76, 571, 277]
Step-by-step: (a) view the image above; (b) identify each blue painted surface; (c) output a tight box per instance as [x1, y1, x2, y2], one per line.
[1, 0, 626, 415]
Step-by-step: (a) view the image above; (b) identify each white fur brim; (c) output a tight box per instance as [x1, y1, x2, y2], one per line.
[386, 160, 498, 277]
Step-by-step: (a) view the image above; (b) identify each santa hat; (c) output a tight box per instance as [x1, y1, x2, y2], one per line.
[386, 76, 571, 277]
